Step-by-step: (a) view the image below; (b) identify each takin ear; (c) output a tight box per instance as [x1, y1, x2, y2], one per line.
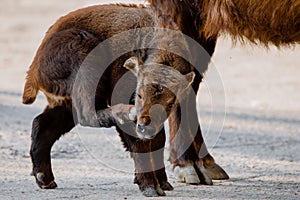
[184, 72, 195, 89]
[123, 57, 143, 76]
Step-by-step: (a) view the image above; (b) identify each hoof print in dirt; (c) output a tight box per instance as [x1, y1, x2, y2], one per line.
[142, 186, 166, 197]
[36, 172, 57, 189]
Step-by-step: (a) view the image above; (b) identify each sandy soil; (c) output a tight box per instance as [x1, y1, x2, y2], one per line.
[0, 0, 299, 199]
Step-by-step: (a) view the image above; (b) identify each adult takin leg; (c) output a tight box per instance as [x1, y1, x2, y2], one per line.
[168, 70, 229, 185]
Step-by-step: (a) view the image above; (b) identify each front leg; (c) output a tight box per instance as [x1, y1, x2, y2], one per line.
[150, 128, 174, 191]
[132, 134, 168, 197]
[95, 104, 136, 127]
[74, 103, 136, 128]
[117, 126, 171, 197]
[133, 154, 166, 197]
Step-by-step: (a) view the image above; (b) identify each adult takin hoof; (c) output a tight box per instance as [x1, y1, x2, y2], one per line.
[204, 163, 229, 180]
[35, 172, 57, 189]
[174, 164, 213, 185]
[142, 186, 166, 197]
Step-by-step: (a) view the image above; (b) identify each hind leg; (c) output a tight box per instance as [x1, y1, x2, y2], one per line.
[169, 71, 228, 185]
[30, 105, 75, 189]
[168, 99, 213, 185]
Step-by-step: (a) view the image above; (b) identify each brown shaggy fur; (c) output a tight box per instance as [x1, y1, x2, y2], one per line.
[148, 0, 300, 46]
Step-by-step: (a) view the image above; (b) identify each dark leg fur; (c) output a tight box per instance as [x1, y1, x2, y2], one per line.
[30, 105, 75, 189]
[154, 168, 174, 191]
[117, 126, 172, 197]
[150, 128, 173, 191]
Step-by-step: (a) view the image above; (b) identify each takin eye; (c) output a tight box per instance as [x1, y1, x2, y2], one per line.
[168, 103, 174, 109]
[137, 94, 142, 99]
[167, 97, 176, 109]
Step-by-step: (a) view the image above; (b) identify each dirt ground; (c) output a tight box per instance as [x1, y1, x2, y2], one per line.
[0, 0, 299, 199]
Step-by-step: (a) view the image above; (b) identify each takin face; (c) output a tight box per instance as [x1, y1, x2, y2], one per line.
[124, 57, 195, 140]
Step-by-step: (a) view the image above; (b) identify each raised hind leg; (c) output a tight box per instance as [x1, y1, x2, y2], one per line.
[30, 104, 75, 189]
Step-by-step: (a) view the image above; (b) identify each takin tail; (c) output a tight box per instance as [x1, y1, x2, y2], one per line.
[22, 69, 39, 105]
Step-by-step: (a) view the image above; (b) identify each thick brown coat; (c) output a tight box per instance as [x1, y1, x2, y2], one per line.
[148, 0, 300, 46]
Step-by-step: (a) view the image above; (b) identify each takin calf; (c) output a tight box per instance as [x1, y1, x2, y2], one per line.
[23, 4, 227, 197]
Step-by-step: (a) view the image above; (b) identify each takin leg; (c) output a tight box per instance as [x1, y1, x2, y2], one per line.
[168, 100, 212, 185]
[168, 71, 229, 185]
[117, 126, 172, 197]
[94, 104, 136, 127]
[149, 128, 173, 192]
[30, 104, 75, 189]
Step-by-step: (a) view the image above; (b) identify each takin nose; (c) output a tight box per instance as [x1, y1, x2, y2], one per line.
[136, 124, 156, 139]
[136, 116, 155, 139]
[137, 123, 147, 133]
[137, 116, 151, 128]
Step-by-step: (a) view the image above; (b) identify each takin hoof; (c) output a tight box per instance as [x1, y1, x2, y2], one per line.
[35, 172, 57, 189]
[113, 104, 137, 125]
[128, 106, 137, 121]
[160, 182, 174, 191]
[134, 176, 173, 192]
[174, 164, 213, 185]
[142, 186, 166, 197]
[204, 163, 229, 180]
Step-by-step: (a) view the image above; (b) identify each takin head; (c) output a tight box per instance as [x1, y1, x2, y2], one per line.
[124, 56, 195, 140]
